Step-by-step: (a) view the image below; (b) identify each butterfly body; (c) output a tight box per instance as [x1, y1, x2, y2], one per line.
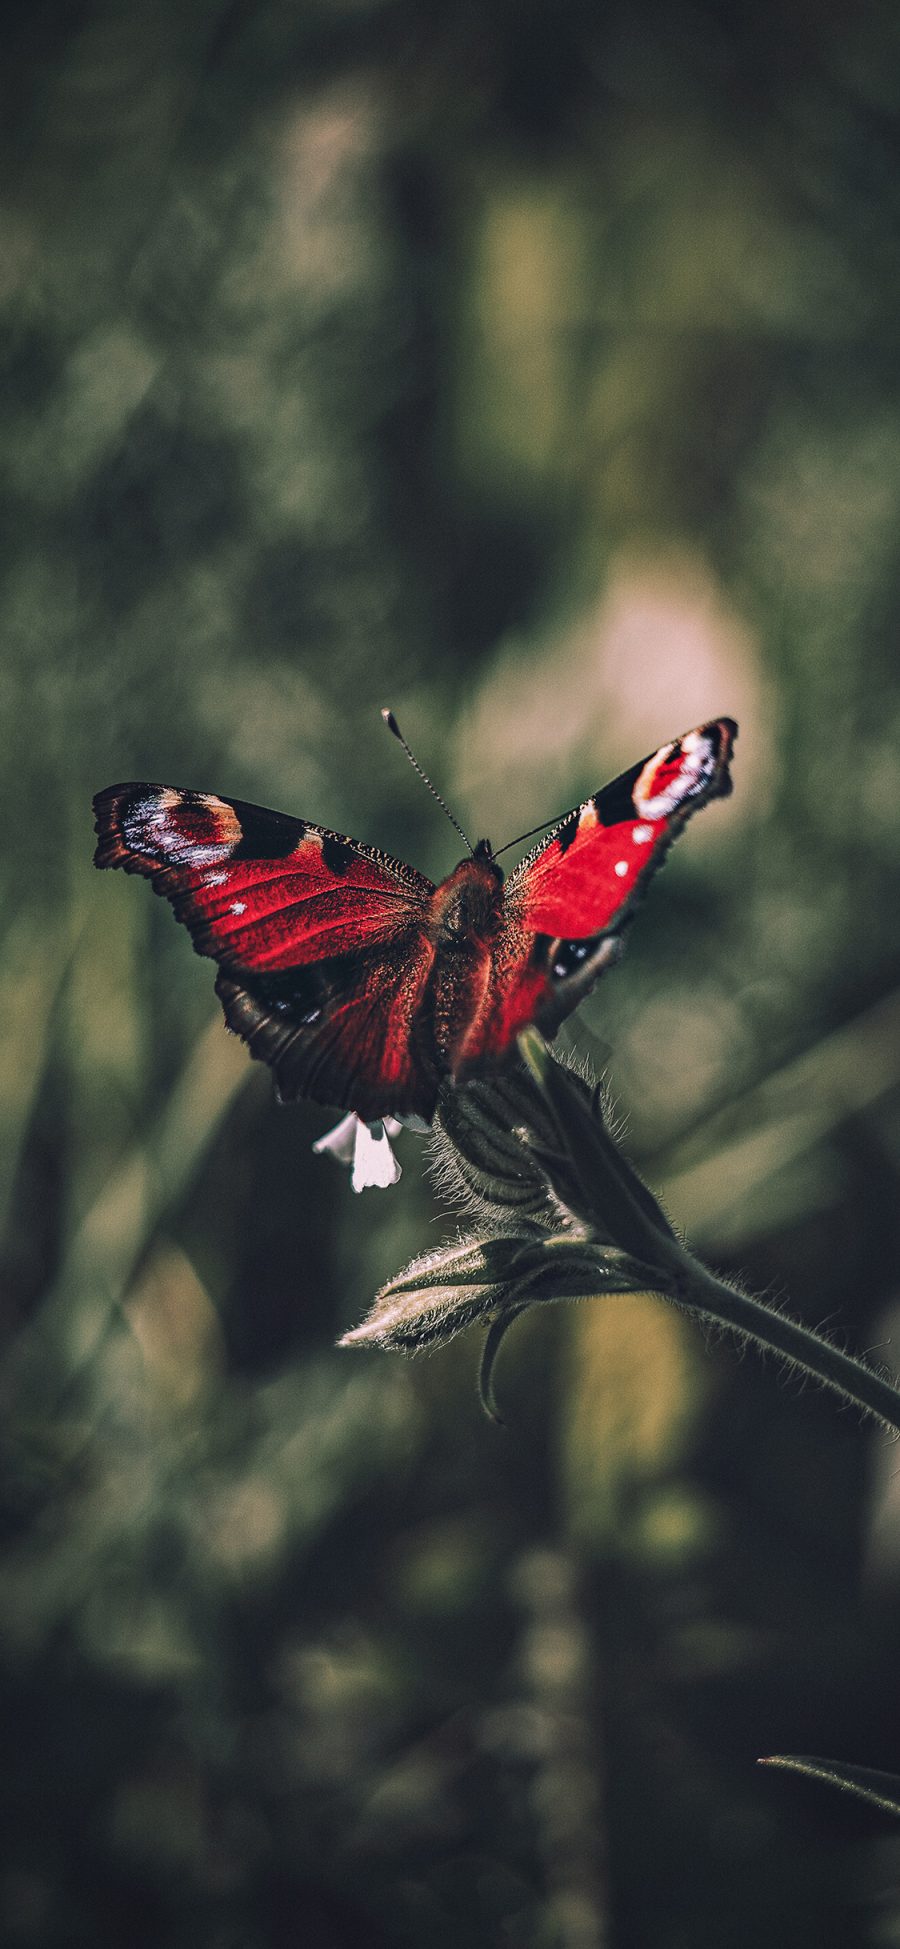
[428, 848, 501, 946]
[94, 717, 736, 1122]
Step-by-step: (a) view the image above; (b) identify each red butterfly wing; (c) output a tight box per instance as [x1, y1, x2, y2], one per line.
[450, 718, 737, 1076]
[93, 784, 440, 1118]
[95, 721, 736, 1116]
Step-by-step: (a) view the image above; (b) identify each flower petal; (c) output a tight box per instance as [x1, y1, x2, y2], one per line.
[351, 1118, 402, 1193]
[312, 1113, 402, 1190]
[311, 1112, 360, 1165]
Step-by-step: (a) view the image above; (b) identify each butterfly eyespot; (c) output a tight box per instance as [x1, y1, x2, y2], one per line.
[633, 728, 720, 819]
[551, 939, 592, 980]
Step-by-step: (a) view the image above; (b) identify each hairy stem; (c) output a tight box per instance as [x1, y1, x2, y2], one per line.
[666, 1254, 900, 1438]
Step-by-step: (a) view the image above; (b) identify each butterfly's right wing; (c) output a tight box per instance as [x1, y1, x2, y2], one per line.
[450, 719, 737, 1077]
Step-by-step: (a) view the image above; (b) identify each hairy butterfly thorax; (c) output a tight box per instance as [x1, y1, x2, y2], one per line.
[430, 851, 503, 945]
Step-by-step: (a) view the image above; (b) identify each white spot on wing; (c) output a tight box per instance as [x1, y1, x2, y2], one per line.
[632, 823, 654, 845]
[614, 860, 628, 877]
[230, 900, 246, 915]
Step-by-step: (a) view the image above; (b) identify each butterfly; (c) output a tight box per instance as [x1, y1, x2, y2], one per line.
[93, 716, 736, 1131]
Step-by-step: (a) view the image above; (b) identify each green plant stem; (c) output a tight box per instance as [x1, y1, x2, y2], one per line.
[519, 1026, 900, 1437]
[665, 1253, 900, 1438]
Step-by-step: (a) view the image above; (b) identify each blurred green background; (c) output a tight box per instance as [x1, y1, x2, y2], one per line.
[4, 1, 900, 1943]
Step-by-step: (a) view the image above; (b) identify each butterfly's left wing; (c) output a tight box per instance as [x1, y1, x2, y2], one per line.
[450, 718, 737, 1076]
[93, 783, 441, 1119]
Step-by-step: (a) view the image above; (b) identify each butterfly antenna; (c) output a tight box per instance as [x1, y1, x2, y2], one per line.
[381, 709, 474, 855]
[492, 816, 560, 859]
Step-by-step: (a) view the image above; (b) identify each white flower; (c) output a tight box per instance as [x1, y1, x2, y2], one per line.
[312, 1113, 403, 1192]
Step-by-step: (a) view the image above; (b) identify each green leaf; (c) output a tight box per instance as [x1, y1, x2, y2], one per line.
[478, 1309, 525, 1424]
[759, 1754, 900, 1817]
[342, 1223, 661, 1380]
[517, 1027, 679, 1250]
[433, 1069, 567, 1228]
[339, 1236, 529, 1353]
